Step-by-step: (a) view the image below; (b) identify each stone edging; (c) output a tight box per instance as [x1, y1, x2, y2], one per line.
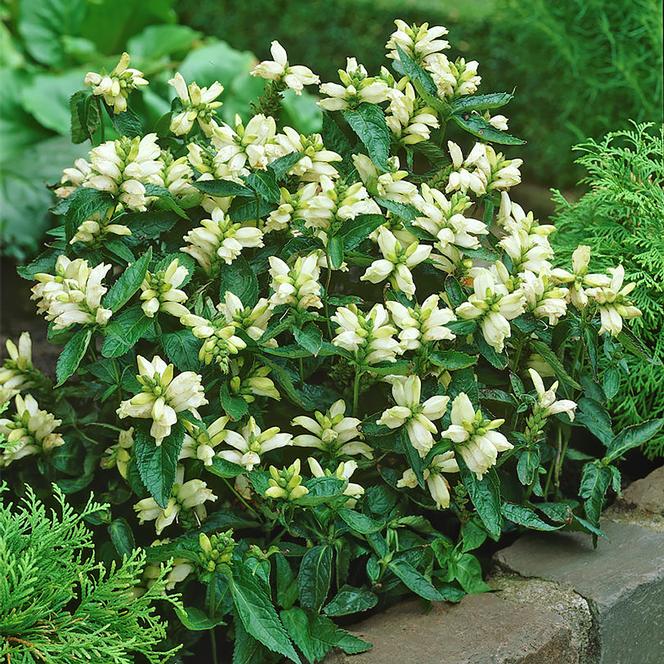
[326, 466, 664, 663]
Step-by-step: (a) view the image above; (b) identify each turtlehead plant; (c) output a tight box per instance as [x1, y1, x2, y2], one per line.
[4, 21, 663, 664]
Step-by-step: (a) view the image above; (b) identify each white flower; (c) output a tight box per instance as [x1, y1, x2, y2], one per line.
[86, 134, 163, 210]
[168, 72, 223, 136]
[307, 457, 364, 506]
[585, 265, 641, 336]
[134, 466, 217, 534]
[413, 184, 487, 250]
[441, 393, 512, 479]
[182, 207, 263, 274]
[550, 245, 612, 309]
[140, 258, 190, 319]
[397, 450, 459, 509]
[101, 427, 134, 479]
[521, 271, 569, 325]
[117, 356, 207, 445]
[85, 52, 148, 114]
[0, 332, 41, 403]
[55, 158, 91, 198]
[228, 362, 280, 402]
[386, 294, 456, 351]
[269, 253, 323, 310]
[151, 150, 196, 198]
[180, 314, 247, 371]
[217, 416, 291, 470]
[500, 228, 553, 275]
[426, 54, 480, 98]
[353, 154, 418, 204]
[332, 303, 401, 365]
[292, 399, 372, 458]
[251, 41, 320, 94]
[456, 267, 525, 352]
[528, 369, 577, 422]
[377, 376, 449, 458]
[211, 114, 278, 173]
[361, 226, 431, 298]
[488, 114, 509, 131]
[179, 416, 230, 466]
[32, 256, 113, 330]
[218, 291, 273, 342]
[0, 394, 64, 467]
[386, 80, 439, 145]
[70, 208, 131, 245]
[275, 128, 341, 181]
[319, 58, 389, 111]
[385, 20, 449, 66]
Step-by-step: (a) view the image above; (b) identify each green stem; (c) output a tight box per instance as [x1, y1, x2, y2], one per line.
[222, 478, 259, 518]
[96, 97, 105, 143]
[324, 252, 333, 337]
[352, 368, 362, 417]
[210, 628, 218, 664]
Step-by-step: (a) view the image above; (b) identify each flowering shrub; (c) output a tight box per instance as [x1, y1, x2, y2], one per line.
[3, 19, 663, 663]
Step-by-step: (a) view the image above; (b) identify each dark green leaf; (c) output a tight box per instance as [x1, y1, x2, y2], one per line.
[324, 586, 378, 617]
[230, 565, 301, 663]
[108, 518, 135, 556]
[605, 419, 664, 461]
[193, 178, 254, 197]
[450, 92, 514, 113]
[451, 113, 525, 145]
[275, 554, 299, 610]
[63, 187, 114, 243]
[294, 324, 323, 356]
[219, 255, 259, 307]
[342, 103, 391, 172]
[246, 170, 280, 204]
[575, 397, 613, 446]
[501, 503, 563, 531]
[327, 235, 344, 269]
[56, 328, 92, 386]
[530, 340, 582, 390]
[207, 457, 245, 479]
[269, 152, 304, 180]
[133, 422, 185, 508]
[451, 552, 490, 593]
[298, 545, 332, 612]
[517, 447, 540, 486]
[337, 213, 386, 251]
[176, 606, 225, 631]
[220, 382, 250, 420]
[162, 329, 201, 372]
[101, 305, 154, 358]
[338, 508, 383, 534]
[579, 462, 611, 526]
[388, 558, 444, 601]
[143, 183, 188, 219]
[429, 350, 477, 371]
[457, 459, 502, 540]
[373, 197, 420, 221]
[103, 247, 152, 312]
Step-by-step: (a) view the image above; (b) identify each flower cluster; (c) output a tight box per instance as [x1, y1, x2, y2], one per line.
[2, 18, 653, 659]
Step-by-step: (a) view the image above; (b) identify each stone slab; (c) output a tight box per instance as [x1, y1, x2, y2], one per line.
[326, 593, 578, 664]
[618, 465, 664, 515]
[494, 519, 664, 663]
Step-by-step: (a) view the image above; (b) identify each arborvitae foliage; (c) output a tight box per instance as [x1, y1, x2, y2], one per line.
[552, 123, 664, 457]
[0, 486, 180, 663]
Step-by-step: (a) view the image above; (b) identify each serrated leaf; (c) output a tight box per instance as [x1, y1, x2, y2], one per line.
[219, 255, 259, 307]
[101, 305, 153, 358]
[450, 92, 514, 113]
[373, 196, 420, 221]
[451, 113, 525, 145]
[324, 586, 378, 617]
[342, 103, 391, 172]
[530, 340, 582, 390]
[162, 329, 202, 372]
[275, 554, 299, 610]
[220, 382, 250, 420]
[457, 458, 502, 540]
[246, 170, 280, 204]
[388, 558, 445, 601]
[337, 213, 386, 251]
[231, 566, 301, 663]
[133, 423, 185, 507]
[206, 456, 245, 479]
[430, 350, 477, 370]
[575, 397, 613, 446]
[579, 462, 611, 526]
[605, 419, 664, 461]
[269, 152, 304, 180]
[103, 247, 152, 312]
[451, 552, 491, 593]
[193, 178, 254, 198]
[144, 183, 188, 219]
[293, 324, 323, 356]
[63, 187, 114, 243]
[338, 508, 383, 534]
[501, 503, 563, 531]
[517, 447, 540, 486]
[108, 517, 135, 557]
[56, 327, 92, 386]
[298, 545, 332, 612]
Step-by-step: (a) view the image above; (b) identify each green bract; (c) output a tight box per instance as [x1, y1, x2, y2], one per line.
[1, 19, 662, 663]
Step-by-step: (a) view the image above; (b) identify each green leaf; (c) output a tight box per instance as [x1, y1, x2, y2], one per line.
[617, 328, 655, 362]
[193, 179, 254, 198]
[429, 350, 477, 371]
[295, 477, 345, 506]
[575, 397, 613, 446]
[457, 459, 502, 540]
[324, 586, 378, 617]
[127, 24, 201, 60]
[338, 508, 383, 534]
[228, 195, 274, 223]
[400, 427, 425, 488]
[269, 152, 305, 180]
[62, 187, 114, 243]
[579, 462, 612, 526]
[342, 103, 391, 172]
[337, 213, 386, 251]
[120, 210, 178, 240]
[220, 382, 250, 420]
[450, 93, 514, 113]
[133, 423, 185, 508]
[298, 545, 332, 612]
[605, 419, 664, 462]
[18, 0, 87, 67]
[143, 183, 188, 219]
[501, 503, 563, 531]
[393, 45, 438, 99]
[275, 554, 299, 610]
[70, 89, 99, 144]
[56, 328, 92, 386]
[219, 255, 259, 307]
[293, 324, 323, 356]
[176, 606, 226, 631]
[207, 457, 245, 479]
[103, 248, 152, 313]
[230, 565, 301, 663]
[101, 305, 154, 358]
[602, 367, 621, 400]
[460, 518, 488, 552]
[517, 447, 540, 486]
[451, 113, 525, 145]
[327, 235, 344, 270]
[388, 558, 445, 601]
[109, 107, 143, 139]
[530, 340, 582, 390]
[162, 329, 201, 372]
[451, 553, 490, 593]
[246, 170, 280, 204]
[374, 196, 420, 222]
[233, 616, 275, 664]
[108, 517, 135, 557]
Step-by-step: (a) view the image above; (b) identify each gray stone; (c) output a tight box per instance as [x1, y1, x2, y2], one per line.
[494, 519, 664, 663]
[617, 466, 664, 515]
[326, 593, 578, 664]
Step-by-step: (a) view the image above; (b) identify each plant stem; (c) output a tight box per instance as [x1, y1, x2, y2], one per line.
[96, 97, 105, 143]
[210, 628, 218, 664]
[352, 368, 362, 416]
[324, 252, 333, 337]
[222, 478, 259, 518]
